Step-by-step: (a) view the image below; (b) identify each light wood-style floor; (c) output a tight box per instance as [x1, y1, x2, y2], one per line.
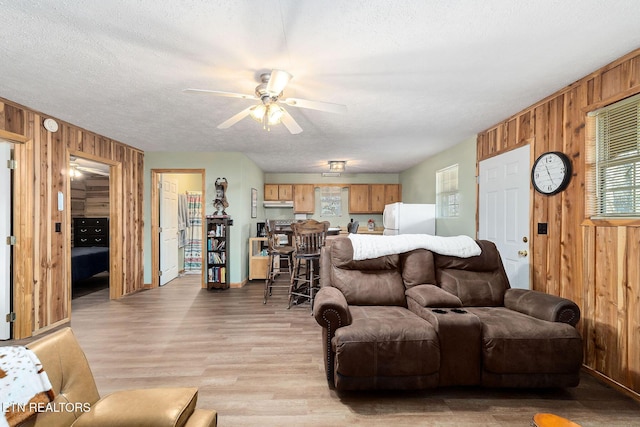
[66, 275, 639, 427]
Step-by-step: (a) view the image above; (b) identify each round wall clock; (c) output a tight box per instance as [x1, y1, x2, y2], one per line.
[531, 151, 572, 195]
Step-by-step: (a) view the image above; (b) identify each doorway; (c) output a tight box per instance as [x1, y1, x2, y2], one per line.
[69, 155, 112, 299]
[151, 169, 206, 288]
[478, 145, 531, 289]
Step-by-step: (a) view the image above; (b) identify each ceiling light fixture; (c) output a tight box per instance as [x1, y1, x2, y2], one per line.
[68, 165, 82, 180]
[328, 161, 346, 172]
[250, 103, 285, 131]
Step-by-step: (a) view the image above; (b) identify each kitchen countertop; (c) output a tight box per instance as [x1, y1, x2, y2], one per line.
[338, 227, 384, 235]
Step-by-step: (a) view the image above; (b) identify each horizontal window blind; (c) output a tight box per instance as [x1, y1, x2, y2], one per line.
[588, 93, 640, 217]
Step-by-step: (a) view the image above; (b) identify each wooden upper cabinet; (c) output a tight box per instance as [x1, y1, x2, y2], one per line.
[384, 184, 401, 205]
[370, 184, 386, 213]
[349, 184, 402, 213]
[293, 184, 315, 213]
[278, 184, 293, 200]
[264, 184, 293, 201]
[264, 184, 279, 201]
[349, 184, 370, 213]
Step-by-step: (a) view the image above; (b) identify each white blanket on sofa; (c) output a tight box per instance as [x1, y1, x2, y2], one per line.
[348, 234, 481, 260]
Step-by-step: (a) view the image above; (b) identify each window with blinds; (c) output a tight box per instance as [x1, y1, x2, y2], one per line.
[436, 164, 459, 218]
[586, 93, 640, 218]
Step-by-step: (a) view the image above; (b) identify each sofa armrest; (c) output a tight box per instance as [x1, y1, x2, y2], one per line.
[405, 284, 463, 308]
[504, 288, 580, 326]
[313, 286, 351, 384]
[72, 387, 208, 427]
[313, 286, 352, 328]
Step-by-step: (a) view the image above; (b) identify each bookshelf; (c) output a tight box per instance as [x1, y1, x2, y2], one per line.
[206, 216, 232, 289]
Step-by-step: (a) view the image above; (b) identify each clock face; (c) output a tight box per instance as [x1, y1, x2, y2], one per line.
[531, 152, 571, 195]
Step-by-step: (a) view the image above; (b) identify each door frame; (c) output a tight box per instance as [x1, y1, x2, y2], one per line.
[67, 149, 123, 300]
[1, 129, 32, 339]
[1, 140, 13, 339]
[151, 169, 206, 289]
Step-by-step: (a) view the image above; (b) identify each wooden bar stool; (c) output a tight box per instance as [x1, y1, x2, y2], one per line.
[289, 219, 329, 310]
[263, 220, 294, 304]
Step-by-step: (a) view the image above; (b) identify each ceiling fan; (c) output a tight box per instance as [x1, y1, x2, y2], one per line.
[184, 69, 347, 134]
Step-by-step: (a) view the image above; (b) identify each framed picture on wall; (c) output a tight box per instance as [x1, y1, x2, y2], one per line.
[251, 188, 257, 218]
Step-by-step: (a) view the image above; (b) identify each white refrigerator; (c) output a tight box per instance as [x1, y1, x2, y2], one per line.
[382, 202, 436, 235]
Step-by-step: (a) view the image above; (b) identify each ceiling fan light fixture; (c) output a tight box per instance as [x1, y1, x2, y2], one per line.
[250, 104, 266, 122]
[267, 104, 284, 125]
[329, 160, 346, 172]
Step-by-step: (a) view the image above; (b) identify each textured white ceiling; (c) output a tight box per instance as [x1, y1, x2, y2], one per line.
[1, 1, 640, 173]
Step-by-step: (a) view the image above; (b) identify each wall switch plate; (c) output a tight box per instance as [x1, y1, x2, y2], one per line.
[537, 223, 548, 235]
[55, 222, 61, 232]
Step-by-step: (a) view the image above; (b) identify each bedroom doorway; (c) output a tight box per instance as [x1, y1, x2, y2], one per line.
[151, 169, 206, 289]
[68, 155, 112, 299]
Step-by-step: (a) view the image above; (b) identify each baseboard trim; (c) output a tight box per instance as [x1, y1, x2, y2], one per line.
[582, 365, 640, 403]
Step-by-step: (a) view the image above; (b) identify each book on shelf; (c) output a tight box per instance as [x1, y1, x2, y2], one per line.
[207, 266, 226, 283]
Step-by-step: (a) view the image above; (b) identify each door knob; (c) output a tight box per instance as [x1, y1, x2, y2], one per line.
[518, 250, 528, 257]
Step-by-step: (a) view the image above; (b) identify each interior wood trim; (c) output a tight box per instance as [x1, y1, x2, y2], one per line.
[581, 87, 640, 113]
[582, 366, 640, 404]
[109, 162, 123, 299]
[150, 169, 207, 289]
[12, 138, 34, 339]
[66, 150, 123, 300]
[581, 218, 640, 227]
[0, 129, 27, 144]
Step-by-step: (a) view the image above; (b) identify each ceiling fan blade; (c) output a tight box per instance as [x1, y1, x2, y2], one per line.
[217, 106, 254, 129]
[280, 97, 347, 114]
[281, 109, 303, 134]
[183, 89, 258, 101]
[266, 69, 292, 95]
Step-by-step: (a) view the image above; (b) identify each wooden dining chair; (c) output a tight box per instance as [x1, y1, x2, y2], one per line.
[289, 219, 329, 310]
[263, 219, 294, 304]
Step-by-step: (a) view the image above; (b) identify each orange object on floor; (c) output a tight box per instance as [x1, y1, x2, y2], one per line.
[533, 413, 581, 427]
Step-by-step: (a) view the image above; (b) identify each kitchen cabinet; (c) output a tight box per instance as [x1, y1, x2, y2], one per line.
[264, 184, 293, 201]
[349, 184, 370, 213]
[293, 184, 315, 213]
[383, 184, 401, 205]
[349, 184, 401, 214]
[370, 184, 386, 213]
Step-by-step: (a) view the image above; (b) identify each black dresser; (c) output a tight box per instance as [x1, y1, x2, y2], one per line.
[73, 217, 109, 247]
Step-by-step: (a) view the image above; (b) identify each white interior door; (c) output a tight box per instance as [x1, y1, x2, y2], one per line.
[1, 142, 12, 339]
[478, 145, 531, 289]
[160, 175, 179, 286]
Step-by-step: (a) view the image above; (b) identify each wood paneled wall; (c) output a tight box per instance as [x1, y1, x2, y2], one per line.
[477, 48, 640, 397]
[1, 96, 144, 338]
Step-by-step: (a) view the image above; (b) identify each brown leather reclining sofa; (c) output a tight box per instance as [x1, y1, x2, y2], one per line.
[23, 327, 217, 427]
[313, 237, 583, 391]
